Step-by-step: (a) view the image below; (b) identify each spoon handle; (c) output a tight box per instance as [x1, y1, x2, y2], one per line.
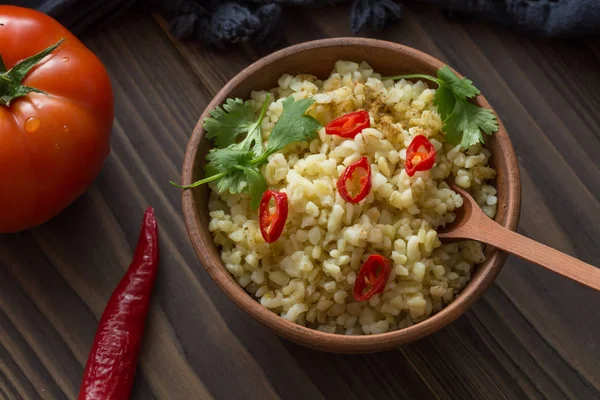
[476, 218, 600, 291]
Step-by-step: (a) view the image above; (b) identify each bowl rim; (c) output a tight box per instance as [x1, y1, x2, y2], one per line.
[181, 37, 521, 353]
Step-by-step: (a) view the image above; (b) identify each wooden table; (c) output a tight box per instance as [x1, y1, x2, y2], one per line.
[1, 5, 599, 399]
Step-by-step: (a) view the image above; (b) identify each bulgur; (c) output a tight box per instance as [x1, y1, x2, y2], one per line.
[207, 60, 497, 335]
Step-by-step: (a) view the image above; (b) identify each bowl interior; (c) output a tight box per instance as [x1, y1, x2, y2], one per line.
[182, 38, 521, 353]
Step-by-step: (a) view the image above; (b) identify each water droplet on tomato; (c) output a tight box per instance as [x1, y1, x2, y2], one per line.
[62, 57, 69, 62]
[63, 125, 69, 133]
[55, 144, 60, 150]
[24, 117, 40, 133]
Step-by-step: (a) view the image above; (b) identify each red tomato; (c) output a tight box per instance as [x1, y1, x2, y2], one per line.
[0, 6, 113, 233]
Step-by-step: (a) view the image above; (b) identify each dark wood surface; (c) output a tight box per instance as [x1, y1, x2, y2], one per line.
[1, 4, 599, 399]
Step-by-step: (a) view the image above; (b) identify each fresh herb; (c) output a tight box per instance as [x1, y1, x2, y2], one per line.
[0, 38, 63, 106]
[203, 97, 266, 156]
[385, 65, 498, 148]
[171, 95, 321, 209]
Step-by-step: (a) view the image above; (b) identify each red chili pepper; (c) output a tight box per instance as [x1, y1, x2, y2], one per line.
[353, 254, 391, 301]
[78, 207, 159, 400]
[325, 110, 370, 138]
[405, 135, 436, 177]
[337, 156, 372, 203]
[259, 190, 288, 243]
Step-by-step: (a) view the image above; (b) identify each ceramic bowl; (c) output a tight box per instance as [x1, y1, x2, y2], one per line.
[181, 38, 521, 353]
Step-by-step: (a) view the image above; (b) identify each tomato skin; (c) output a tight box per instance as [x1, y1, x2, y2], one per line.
[0, 6, 113, 233]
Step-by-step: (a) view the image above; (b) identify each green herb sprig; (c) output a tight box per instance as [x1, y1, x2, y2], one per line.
[385, 66, 498, 148]
[171, 95, 322, 209]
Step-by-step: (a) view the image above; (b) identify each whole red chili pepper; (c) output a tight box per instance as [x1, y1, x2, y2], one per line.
[325, 110, 370, 138]
[405, 135, 436, 177]
[78, 207, 159, 400]
[353, 254, 391, 301]
[259, 190, 288, 243]
[337, 156, 372, 203]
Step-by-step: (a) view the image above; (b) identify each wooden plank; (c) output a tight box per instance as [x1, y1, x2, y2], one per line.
[0, 365, 22, 400]
[0, 265, 76, 399]
[0, 340, 44, 400]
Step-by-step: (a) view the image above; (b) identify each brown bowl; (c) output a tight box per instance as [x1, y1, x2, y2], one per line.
[181, 38, 521, 353]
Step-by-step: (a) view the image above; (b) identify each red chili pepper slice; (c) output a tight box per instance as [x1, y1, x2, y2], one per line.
[79, 207, 159, 400]
[260, 190, 288, 243]
[353, 254, 392, 301]
[337, 156, 372, 203]
[405, 135, 436, 177]
[325, 110, 370, 138]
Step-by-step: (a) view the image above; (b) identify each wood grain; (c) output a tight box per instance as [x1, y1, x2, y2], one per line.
[0, 4, 598, 399]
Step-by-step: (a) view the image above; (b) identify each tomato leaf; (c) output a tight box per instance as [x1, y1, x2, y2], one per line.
[0, 39, 63, 106]
[1, 85, 47, 106]
[5, 85, 47, 105]
[7, 38, 64, 83]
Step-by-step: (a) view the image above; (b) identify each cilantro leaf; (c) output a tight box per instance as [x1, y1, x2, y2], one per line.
[437, 66, 480, 100]
[201, 147, 254, 194]
[172, 95, 321, 207]
[215, 169, 247, 194]
[204, 148, 253, 198]
[433, 84, 455, 121]
[200, 95, 271, 192]
[231, 94, 271, 157]
[203, 98, 255, 147]
[239, 165, 268, 209]
[264, 97, 321, 157]
[202, 149, 266, 208]
[444, 99, 499, 148]
[205, 147, 254, 171]
[386, 65, 498, 149]
[233, 127, 263, 157]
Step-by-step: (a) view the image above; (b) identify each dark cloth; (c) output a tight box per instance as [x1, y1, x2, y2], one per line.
[6, 0, 600, 47]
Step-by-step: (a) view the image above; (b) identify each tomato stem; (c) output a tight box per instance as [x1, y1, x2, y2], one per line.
[0, 38, 64, 107]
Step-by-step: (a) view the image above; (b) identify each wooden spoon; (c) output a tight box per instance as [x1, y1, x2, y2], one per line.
[438, 184, 600, 291]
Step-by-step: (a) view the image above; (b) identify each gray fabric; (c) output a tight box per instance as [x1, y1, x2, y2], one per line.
[165, 0, 402, 47]
[436, 0, 600, 37]
[9, 0, 600, 46]
[165, 0, 600, 47]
